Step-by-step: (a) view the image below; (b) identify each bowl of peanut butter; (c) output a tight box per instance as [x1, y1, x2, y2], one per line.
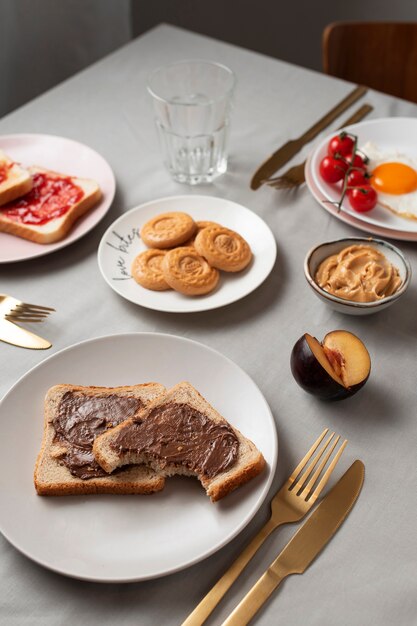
[304, 237, 411, 315]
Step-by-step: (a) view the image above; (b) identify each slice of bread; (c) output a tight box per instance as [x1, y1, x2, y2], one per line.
[0, 166, 102, 244]
[93, 382, 266, 502]
[0, 149, 33, 206]
[34, 383, 166, 496]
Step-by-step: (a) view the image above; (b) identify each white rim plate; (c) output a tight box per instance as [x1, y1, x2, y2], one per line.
[97, 195, 277, 313]
[309, 117, 417, 236]
[305, 150, 417, 242]
[0, 134, 116, 263]
[0, 332, 277, 582]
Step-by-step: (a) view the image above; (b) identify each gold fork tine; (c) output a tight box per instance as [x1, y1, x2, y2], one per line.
[287, 428, 328, 487]
[17, 303, 55, 312]
[299, 435, 340, 499]
[9, 309, 49, 317]
[6, 316, 46, 323]
[8, 313, 50, 321]
[308, 438, 348, 503]
[264, 163, 305, 189]
[291, 431, 336, 492]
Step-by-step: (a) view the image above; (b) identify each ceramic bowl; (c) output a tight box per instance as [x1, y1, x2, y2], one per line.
[304, 237, 411, 316]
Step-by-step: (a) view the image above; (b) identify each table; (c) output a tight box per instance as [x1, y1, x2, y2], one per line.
[1, 24, 416, 626]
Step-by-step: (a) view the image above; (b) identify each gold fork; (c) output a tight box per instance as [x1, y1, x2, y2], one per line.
[0, 293, 55, 323]
[181, 429, 347, 626]
[265, 103, 373, 190]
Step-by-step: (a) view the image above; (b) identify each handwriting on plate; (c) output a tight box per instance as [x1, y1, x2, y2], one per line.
[106, 228, 140, 280]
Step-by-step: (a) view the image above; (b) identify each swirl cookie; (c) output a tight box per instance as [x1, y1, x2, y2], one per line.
[140, 212, 196, 249]
[194, 226, 252, 272]
[184, 220, 222, 247]
[131, 249, 171, 291]
[162, 246, 219, 296]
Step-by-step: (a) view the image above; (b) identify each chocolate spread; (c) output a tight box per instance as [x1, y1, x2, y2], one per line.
[110, 402, 239, 478]
[53, 392, 143, 479]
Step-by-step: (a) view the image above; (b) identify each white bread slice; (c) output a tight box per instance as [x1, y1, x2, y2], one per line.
[34, 383, 166, 496]
[93, 382, 266, 502]
[0, 166, 102, 244]
[0, 149, 33, 206]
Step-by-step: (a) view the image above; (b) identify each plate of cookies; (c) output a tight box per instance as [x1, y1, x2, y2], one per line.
[97, 195, 277, 312]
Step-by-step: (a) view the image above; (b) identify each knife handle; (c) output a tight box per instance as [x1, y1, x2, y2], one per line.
[221, 568, 286, 626]
[300, 85, 367, 144]
[181, 518, 277, 626]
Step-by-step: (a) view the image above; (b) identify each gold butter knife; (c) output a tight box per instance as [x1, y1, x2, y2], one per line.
[250, 84, 367, 190]
[0, 319, 51, 349]
[222, 460, 364, 626]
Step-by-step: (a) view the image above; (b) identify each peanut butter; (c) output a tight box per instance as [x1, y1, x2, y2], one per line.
[315, 244, 402, 303]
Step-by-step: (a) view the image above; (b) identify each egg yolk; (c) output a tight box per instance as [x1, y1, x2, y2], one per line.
[371, 162, 417, 195]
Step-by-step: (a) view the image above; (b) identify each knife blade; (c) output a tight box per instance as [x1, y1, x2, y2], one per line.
[250, 84, 367, 190]
[222, 460, 364, 626]
[0, 319, 51, 349]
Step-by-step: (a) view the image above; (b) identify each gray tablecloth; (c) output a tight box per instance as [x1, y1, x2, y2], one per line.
[1, 24, 416, 626]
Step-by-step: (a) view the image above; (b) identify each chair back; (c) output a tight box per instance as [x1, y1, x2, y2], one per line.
[323, 22, 417, 103]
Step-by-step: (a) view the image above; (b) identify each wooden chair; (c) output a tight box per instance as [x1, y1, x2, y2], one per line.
[323, 22, 417, 103]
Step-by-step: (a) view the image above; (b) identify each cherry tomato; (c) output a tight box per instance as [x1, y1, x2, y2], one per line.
[347, 169, 369, 187]
[348, 185, 377, 212]
[328, 133, 355, 157]
[345, 152, 367, 170]
[319, 155, 348, 183]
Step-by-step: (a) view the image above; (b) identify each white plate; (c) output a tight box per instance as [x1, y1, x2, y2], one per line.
[98, 195, 277, 313]
[0, 333, 277, 582]
[305, 152, 417, 242]
[309, 118, 417, 235]
[0, 134, 116, 263]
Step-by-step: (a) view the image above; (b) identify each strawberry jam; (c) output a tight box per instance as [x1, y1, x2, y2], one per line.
[0, 162, 12, 184]
[1, 171, 84, 225]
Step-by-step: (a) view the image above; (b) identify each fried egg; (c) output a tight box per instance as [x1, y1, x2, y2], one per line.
[360, 142, 417, 220]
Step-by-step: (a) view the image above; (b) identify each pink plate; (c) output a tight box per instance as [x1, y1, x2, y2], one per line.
[0, 134, 116, 263]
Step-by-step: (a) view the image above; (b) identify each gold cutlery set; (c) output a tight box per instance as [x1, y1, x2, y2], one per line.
[183, 87, 372, 623]
[183, 430, 364, 625]
[0, 293, 54, 349]
[251, 84, 372, 190]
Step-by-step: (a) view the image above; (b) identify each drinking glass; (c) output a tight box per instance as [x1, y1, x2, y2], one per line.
[147, 60, 235, 185]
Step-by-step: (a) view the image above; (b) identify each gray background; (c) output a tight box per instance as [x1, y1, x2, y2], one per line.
[2, 0, 417, 117]
[0, 23, 416, 626]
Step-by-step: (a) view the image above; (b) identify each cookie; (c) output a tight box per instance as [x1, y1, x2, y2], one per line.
[183, 221, 222, 247]
[140, 212, 196, 249]
[162, 246, 219, 296]
[194, 226, 252, 272]
[131, 249, 171, 291]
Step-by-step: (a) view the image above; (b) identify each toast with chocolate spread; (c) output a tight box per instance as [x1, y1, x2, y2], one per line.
[34, 383, 166, 496]
[93, 382, 266, 502]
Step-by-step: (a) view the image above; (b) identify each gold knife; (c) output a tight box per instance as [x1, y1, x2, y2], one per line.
[0, 319, 51, 349]
[250, 84, 367, 190]
[222, 460, 364, 626]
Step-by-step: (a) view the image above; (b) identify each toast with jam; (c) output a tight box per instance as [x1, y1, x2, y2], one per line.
[93, 382, 266, 502]
[0, 149, 33, 206]
[0, 165, 102, 243]
[34, 383, 166, 496]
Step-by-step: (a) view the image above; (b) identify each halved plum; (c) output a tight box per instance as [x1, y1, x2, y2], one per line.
[290, 330, 371, 400]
